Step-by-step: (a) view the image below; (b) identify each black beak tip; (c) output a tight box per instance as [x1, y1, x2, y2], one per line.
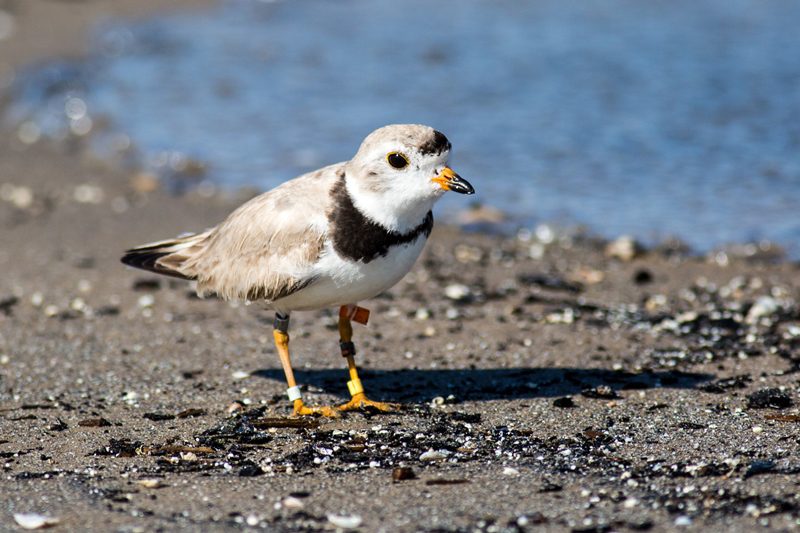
[451, 176, 475, 195]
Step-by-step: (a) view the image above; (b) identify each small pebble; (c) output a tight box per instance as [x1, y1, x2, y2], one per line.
[282, 496, 304, 509]
[420, 449, 450, 461]
[392, 467, 416, 481]
[444, 283, 471, 301]
[746, 296, 781, 324]
[327, 514, 362, 529]
[13, 513, 60, 530]
[545, 308, 574, 324]
[605, 235, 642, 261]
[226, 401, 244, 415]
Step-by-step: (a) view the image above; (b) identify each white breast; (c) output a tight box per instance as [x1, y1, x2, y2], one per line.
[271, 236, 428, 312]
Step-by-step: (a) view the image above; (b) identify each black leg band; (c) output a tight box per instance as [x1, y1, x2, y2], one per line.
[274, 313, 290, 333]
[340, 341, 356, 357]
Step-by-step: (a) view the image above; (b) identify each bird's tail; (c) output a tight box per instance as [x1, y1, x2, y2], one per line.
[121, 232, 208, 280]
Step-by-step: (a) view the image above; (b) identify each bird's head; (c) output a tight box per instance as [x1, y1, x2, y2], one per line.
[344, 124, 474, 232]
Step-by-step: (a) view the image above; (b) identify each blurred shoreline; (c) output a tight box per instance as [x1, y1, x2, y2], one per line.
[0, 0, 214, 71]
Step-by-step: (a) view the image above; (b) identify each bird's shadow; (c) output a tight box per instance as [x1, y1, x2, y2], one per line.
[252, 366, 714, 402]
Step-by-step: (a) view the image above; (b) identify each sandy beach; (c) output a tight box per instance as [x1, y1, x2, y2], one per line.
[2, 2, 800, 532]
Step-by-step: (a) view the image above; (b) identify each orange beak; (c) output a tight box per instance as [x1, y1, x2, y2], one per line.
[431, 167, 475, 195]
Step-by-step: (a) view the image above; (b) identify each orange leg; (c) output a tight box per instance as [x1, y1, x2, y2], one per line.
[336, 305, 398, 413]
[273, 313, 338, 418]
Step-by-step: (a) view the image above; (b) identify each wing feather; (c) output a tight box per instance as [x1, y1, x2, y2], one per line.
[179, 165, 339, 301]
[121, 164, 341, 302]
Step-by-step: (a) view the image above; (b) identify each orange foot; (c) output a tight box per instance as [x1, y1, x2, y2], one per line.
[292, 400, 340, 418]
[337, 393, 399, 413]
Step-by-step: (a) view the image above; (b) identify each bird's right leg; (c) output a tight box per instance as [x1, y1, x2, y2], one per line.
[273, 313, 337, 417]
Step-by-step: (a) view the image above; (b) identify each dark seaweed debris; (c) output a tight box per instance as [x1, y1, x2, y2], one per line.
[274, 414, 626, 478]
[196, 408, 278, 448]
[238, 460, 265, 477]
[0, 295, 19, 315]
[581, 386, 620, 399]
[701, 375, 752, 394]
[553, 397, 576, 408]
[517, 273, 583, 293]
[91, 438, 142, 458]
[48, 418, 68, 431]
[143, 412, 175, 421]
[176, 408, 207, 419]
[747, 388, 793, 409]
[78, 417, 112, 427]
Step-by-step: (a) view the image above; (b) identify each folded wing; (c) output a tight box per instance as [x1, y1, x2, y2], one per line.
[121, 165, 340, 302]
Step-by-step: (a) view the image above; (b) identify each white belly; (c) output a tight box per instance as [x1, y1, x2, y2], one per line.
[272, 236, 427, 312]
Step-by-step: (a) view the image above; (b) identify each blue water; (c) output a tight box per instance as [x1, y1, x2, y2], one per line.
[7, 0, 800, 254]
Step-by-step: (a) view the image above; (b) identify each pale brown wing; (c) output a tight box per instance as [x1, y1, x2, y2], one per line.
[126, 163, 343, 302]
[183, 164, 343, 301]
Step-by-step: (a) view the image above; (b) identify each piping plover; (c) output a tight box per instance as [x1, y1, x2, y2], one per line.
[122, 124, 474, 416]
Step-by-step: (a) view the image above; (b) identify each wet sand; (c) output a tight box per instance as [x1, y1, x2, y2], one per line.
[2, 2, 800, 532]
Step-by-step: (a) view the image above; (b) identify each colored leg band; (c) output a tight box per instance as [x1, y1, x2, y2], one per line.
[274, 314, 290, 333]
[273, 329, 288, 344]
[347, 379, 364, 397]
[340, 341, 356, 357]
[286, 386, 303, 402]
[339, 305, 370, 325]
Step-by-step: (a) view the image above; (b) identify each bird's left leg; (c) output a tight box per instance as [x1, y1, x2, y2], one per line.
[273, 313, 338, 417]
[336, 305, 398, 412]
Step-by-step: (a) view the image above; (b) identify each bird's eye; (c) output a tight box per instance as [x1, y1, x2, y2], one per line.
[386, 152, 409, 169]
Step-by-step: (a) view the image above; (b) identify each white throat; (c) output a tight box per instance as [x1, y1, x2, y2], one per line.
[344, 176, 437, 234]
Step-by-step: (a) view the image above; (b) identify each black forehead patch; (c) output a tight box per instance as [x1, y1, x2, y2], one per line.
[418, 130, 451, 156]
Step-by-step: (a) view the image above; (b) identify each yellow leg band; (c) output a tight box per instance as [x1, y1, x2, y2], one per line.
[347, 379, 364, 397]
[273, 330, 289, 345]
